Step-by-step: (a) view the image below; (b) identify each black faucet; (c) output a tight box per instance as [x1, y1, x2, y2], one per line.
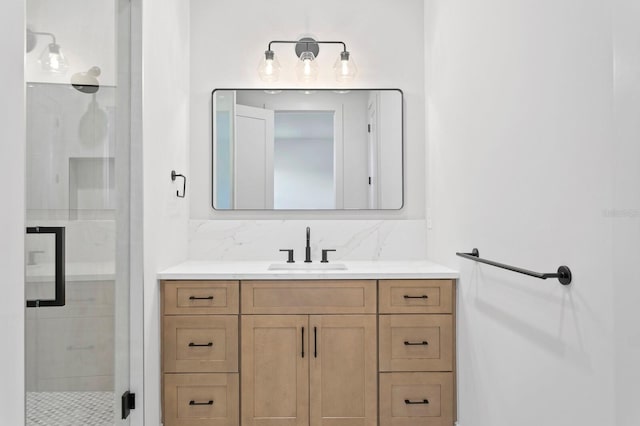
[305, 226, 312, 263]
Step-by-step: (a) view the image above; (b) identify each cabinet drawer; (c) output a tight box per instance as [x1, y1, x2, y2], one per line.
[380, 315, 453, 372]
[379, 280, 453, 314]
[380, 372, 453, 426]
[164, 373, 239, 426]
[27, 280, 115, 318]
[36, 316, 114, 379]
[241, 280, 376, 314]
[163, 281, 239, 315]
[164, 316, 238, 373]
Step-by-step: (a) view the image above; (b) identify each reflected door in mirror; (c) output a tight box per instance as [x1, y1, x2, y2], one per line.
[212, 89, 403, 210]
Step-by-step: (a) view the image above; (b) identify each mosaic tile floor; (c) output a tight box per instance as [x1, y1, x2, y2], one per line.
[26, 392, 114, 426]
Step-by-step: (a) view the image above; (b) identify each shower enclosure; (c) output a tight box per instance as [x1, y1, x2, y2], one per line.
[24, 0, 134, 424]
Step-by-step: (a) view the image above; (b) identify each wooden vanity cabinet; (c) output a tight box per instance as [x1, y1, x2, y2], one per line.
[161, 278, 456, 426]
[309, 314, 377, 426]
[378, 280, 456, 426]
[241, 280, 378, 426]
[162, 281, 240, 426]
[240, 315, 309, 426]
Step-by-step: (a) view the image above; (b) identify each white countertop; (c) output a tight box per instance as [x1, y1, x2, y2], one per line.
[157, 260, 459, 280]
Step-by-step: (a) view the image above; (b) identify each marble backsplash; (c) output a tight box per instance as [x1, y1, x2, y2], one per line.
[188, 220, 427, 261]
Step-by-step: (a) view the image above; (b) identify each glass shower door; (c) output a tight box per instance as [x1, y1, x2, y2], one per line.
[25, 0, 132, 424]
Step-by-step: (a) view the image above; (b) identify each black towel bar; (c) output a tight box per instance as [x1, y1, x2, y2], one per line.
[456, 248, 572, 285]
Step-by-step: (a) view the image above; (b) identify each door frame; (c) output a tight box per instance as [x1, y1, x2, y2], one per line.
[0, 0, 26, 422]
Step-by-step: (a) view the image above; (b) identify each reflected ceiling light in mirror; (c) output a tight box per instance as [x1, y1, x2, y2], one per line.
[299, 90, 317, 95]
[258, 37, 357, 83]
[27, 29, 69, 73]
[264, 90, 282, 95]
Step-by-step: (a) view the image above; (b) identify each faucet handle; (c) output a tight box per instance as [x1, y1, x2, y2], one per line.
[321, 249, 336, 263]
[279, 249, 295, 263]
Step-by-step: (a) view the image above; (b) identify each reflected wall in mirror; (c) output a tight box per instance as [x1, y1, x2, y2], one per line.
[212, 89, 403, 210]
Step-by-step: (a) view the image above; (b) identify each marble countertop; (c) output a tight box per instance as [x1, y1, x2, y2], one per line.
[157, 260, 459, 280]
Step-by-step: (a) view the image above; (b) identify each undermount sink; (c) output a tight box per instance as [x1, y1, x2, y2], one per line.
[268, 263, 348, 271]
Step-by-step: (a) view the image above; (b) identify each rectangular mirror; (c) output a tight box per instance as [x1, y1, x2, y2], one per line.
[212, 89, 403, 210]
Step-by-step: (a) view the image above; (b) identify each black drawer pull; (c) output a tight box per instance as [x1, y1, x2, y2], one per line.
[189, 342, 213, 347]
[189, 295, 214, 300]
[404, 399, 429, 405]
[189, 400, 214, 406]
[404, 341, 429, 346]
[314, 326, 318, 358]
[301, 327, 305, 358]
[67, 345, 95, 351]
[404, 295, 428, 299]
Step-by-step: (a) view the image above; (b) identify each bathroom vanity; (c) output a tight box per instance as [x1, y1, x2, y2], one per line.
[158, 261, 458, 426]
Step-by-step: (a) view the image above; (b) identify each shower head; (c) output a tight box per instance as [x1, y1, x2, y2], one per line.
[71, 66, 101, 94]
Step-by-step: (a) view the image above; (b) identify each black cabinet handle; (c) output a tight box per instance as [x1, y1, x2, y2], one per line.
[314, 327, 318, 358]
[404, 341, 429, 346]
[189, 400, 213, 406]
[404, 399, 429, 405]
[301, 327, 305, 358]
[189, 342, 213, 347]
[189, 296, 214, 300]
[404, 295, 428, 299]
[67, 345, 95, 351]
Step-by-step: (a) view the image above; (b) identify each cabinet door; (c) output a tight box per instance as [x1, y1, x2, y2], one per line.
[241, 315, 309, 426]
[309, 315, 377, 426]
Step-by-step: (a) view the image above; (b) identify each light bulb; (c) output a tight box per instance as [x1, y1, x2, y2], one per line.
[296, 51, 319, 82]
[258, 50, 281, 82]
[40, 43, 68, 73]
[334, 51, 357, 82]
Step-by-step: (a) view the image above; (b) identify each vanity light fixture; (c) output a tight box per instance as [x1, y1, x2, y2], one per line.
[258, 37, 357, 83]
[26, 29, 69, 73]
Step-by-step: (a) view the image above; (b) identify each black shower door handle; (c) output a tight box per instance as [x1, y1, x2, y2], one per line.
[26, 226, 65, 308]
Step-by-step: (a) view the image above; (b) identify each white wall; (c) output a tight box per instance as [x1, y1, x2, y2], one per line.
[189, 0, 425, 221]
[612, 0, 640, 423]
[141, 0, 190, 423]
[426, 0, 619, 425]
[0, 0, 25, 423]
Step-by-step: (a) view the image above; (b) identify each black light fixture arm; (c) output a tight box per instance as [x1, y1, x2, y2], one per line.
[267, 40, 347, 53]
[456, 248, 572, 285]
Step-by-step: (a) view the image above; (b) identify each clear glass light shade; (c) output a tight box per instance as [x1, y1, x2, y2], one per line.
[39, 43, 68, 73]
[40, 43, 69, 73]
[334, 52, 357, 82]
[258, 50, 281, 82]
[296, 51, 319, 82]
